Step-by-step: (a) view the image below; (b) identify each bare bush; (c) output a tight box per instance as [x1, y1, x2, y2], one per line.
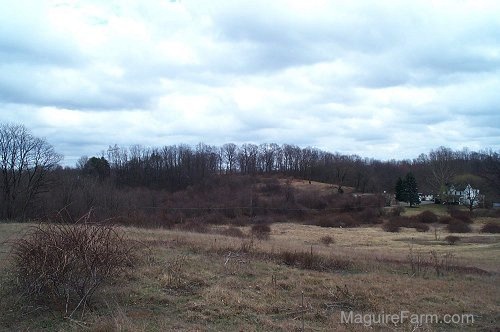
[11, 220, 134, 316]
[202, 213, 228, 225]
[295, 191, 327, 210]
[260, 178, 283, 195]
[413, 222, 430, 232]
[176, 220, 211, 233]
[480, 222, 500, 233]
[279, 249, 351, 271]
[447, 219, 472, 233]
[390, 205, 405, 216]
[357, 208, 382, 224]
[229, 216, 252, 227]
[439, 215, 453, 224]
[445, 235, 461, 245]
[320, 235, 334, 246]
[474, 209, 500, 218]
[417, 210, 438, 224]
[448, 209, 472, 224]
[316, 214, 359, 228]
[382, 219, 400, 232]
[251, 223, 271, 240]
[326, 285, 373, 311]
[383, 217, 429, 232]
[218, 226, 246, 238]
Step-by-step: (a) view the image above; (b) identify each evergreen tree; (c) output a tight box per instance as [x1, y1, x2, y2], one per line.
[404, 172, 420, 207]
[395, 177, 405, 202]
[395, 173, 420, 207]
[83, 156, 111, 180]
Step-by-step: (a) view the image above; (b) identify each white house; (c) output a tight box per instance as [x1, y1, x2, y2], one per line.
[418, 193, 434, 202]
[447, 184, 481, 206]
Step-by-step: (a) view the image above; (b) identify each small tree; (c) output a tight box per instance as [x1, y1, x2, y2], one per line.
[404, 172, 420, 207]
[395, 173, 420, 207]
[395, 177, 405, 202]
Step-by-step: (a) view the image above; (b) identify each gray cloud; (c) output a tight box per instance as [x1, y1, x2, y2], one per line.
[0, 0, 499, 165]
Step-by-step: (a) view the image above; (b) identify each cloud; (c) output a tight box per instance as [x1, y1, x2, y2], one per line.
[0, 0, 499, 165]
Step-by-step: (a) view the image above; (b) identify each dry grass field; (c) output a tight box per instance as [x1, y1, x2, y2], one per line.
[1, 210, 499, 331]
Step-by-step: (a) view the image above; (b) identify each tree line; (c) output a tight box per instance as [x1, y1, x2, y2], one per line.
[1, 123, 499, 220]
[89, 143, 500, 196]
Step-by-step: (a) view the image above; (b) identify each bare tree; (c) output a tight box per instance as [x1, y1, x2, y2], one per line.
[333, 153, 350, 193]
[0, 123, 62, 219]
[238, 143, 258, 174]
[222, 143, 238, 174]
[428, 146, 456, 194]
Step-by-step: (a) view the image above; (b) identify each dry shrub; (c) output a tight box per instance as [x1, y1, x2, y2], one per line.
[279, 249, 351, 271]
[390, 205, 405, 216]
[229, 216, 252, 227]
[447, 219, 472, 233]
[449, 209, 472, 224]
[333, 195, 358, 212]
[251, 223, 271, 240]
[222, 208, 238, 219]
[439, 216, 453, 224]
[480, 222, 500, 233]
[202, 213, 228, 224]
[11, 221, 134, 316]
[176, 220, 210, 233]
[239, 238, 255, 253]
[474, 209, 500, 218]
[445, 235, 461, 245]
[413, 222, 430, 232]
[316, 214, 359, 228]
[320, 235, 334, 246]
[357, 208, 382, 224]
[383, 216, 429, 232]
[417, 210, 438, 224]
[382, 219, 400, 232]
[218, 226, 246, 238]
[327, 285, 373, 311]
[296, 191, 328, 210]
[316, 217, 335, 228]
[260, 178, 283, 195]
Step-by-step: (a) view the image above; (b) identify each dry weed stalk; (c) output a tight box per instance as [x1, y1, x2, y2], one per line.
[326, 284, 372, 312]
[165, 255, 188, 288]
[429, 250, 456, 277]
[407, 244, 456, 277]
[407, 244, 428, 277]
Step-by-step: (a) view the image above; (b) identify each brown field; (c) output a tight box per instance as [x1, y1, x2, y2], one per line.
[1, 213, 499, 331]
[285, 178, 355, 194]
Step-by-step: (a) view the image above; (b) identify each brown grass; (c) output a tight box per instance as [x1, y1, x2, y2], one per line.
[1, 217, 499, 331]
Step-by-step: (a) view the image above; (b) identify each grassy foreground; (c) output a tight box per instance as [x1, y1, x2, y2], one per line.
[1, 217, 499, 331]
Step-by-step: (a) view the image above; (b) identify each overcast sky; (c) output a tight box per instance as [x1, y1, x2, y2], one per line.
[1, 0, 499, 166]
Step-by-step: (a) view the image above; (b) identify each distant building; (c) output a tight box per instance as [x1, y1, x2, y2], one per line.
[418, 193, 434, 202]
[446, 184, 481, 206]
